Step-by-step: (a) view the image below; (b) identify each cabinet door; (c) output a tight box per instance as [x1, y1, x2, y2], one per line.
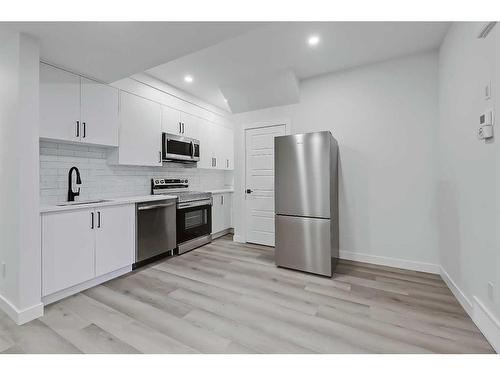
[40, 63, 81, 142]
[198, 118, 214, 169]
[161, 105, 182, 135]
[222, 193, 233, 229]
[95, 205, 135, 277]
[180, 112, 199, 139]
[119, 91, 162, 166]
[80, 77, 119, 146]
[219, 126, 234, 170]
[211, 194, 223, 234]
[226, 128, 234, 170]
[212, 124, 225, 170]
[42, 209, 95, 296]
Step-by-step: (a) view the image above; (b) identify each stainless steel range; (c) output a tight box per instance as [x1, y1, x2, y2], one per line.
[152, 178, 212, 254]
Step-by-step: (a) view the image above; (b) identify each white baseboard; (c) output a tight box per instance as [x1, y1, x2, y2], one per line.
[472, 296, 500, 353]
[212, 228, 234, 240]
[339, 250, 440, 274]
[439, 266, 499, 353]
[439, 266, 473, 315]
[42, 266, 131, 306]
[0, 293, 43, 325]
[233, 234, 245, 243]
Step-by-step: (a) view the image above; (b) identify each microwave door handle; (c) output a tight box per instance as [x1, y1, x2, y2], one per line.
[190, 141, 194, 158]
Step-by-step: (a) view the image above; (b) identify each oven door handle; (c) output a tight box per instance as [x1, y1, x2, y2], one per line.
[138, 202, 176, 211]
[177, 200, 212, 209]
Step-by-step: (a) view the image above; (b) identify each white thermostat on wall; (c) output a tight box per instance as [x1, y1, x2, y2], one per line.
[478, 109, 494, 140]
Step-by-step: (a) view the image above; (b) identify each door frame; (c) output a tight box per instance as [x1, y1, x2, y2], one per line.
[243, 119, 291, 245]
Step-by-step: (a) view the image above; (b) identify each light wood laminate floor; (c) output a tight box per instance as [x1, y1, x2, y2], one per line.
[0, 235, 495, 354]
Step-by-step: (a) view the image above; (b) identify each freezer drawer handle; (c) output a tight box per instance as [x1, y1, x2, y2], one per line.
[246, 189, 252, 194]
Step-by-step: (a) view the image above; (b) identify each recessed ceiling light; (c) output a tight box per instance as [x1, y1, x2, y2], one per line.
[307, 35, 320, 47]
[184, 75, 193, 83]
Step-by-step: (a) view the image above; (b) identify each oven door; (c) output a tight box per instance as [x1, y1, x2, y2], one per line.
[163, 133, 200, 162]
[176, 201, 212, 245]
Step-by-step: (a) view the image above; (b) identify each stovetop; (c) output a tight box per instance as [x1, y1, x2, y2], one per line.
[151, 178, 212, 203]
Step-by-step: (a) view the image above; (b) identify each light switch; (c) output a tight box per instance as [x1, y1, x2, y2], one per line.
[485, 81, 492, 100]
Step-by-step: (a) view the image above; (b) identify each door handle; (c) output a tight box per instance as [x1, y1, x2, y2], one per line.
[82, 122, 86, 138]
[246, 189, 252, 194]
[97, 211, 101, 228]
[221, 195, 224, 205]
[91, 212, 94, 229]
[76, 121, 80, 138]
[182, 123, 185, 134]
[179, 122, 181, 134]
[158, 151, 162, 163]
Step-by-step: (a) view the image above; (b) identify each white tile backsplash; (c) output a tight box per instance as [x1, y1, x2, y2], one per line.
[40, 140, 234, 205]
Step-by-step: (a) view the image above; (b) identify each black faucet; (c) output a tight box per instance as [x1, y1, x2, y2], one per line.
[67, 166, 82, 202]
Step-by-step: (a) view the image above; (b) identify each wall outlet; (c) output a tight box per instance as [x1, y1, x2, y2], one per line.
[488, 282, 494, 301]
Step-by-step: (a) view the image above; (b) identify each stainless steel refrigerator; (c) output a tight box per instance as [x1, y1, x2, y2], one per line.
[274, 131, 339, 277]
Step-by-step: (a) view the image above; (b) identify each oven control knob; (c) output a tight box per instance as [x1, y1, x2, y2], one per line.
[154, 179, 160, 184]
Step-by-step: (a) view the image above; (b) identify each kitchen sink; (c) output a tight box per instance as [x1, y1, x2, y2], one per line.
[57, 199, 110, 206]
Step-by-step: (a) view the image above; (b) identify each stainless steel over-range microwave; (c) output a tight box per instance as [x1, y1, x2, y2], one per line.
[162, 133, 200, 163]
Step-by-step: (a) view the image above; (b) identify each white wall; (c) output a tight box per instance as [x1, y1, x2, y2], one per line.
[0, 31, 42, 323]
[437, 22, 500, 349]
[234, 51, 440, 272]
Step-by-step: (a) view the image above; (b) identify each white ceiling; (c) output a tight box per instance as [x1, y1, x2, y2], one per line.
[146, 22, 450, 112]
[0, 22, 262, 82]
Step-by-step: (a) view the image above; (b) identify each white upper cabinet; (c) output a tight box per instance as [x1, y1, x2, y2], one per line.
[161, 105, 182, 135]
[40, 63, 81, 142]
[39, 63, 119, 146]
[161, 105, 199, 139]
[80, 77, 119, 146]
[197, 119, 234, 170]
[197, 118, 215, 169]
[219, 126, 234, 170]
[113, 91, 162, 167]
[180, 112, 199, 139]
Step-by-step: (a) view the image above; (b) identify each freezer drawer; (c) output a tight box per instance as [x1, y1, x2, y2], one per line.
[275, 214, 332, 277]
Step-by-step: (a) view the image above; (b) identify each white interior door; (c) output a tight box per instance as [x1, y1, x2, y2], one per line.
[245, 124, 286, 246]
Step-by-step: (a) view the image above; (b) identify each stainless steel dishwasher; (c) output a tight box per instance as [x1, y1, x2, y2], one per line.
[134, 198, 177, 269]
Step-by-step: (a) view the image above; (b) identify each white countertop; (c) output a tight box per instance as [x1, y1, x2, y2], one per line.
[40, 195, 178, 214]
[207, 188, 234, 194]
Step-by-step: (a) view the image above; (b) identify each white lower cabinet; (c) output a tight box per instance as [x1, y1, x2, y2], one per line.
[42, 209, 95, 296]
[211, 193, 233, 235]
[94, 205, 135, 277]
[41, 204, 135, 297]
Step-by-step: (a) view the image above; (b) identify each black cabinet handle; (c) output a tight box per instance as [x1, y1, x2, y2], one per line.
[82, 122, 86, 138]
[97, 211, 101, 228]
[246, 189, 252, 194]
[182, 123, 185, 134]
[179, 122, 182, 134]
[76, 121, 80, 138]
[91, 212, 94, 229]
